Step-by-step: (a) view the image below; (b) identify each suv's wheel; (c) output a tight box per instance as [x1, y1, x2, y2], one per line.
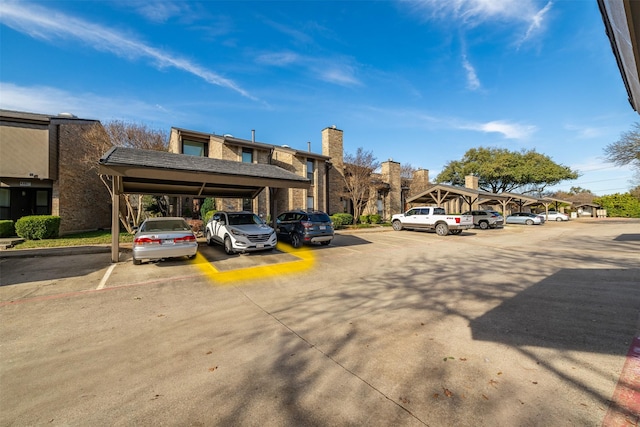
[320, 240, 331, 246]
[290, 232, 302, 248]
[479, 221, 489, 230]
[435, 222, 449, 236]
[132, 257, 142, 265]
[223, 236, 234, 255]
[392, 220, 403, 231]
[205, 229, 213, 246]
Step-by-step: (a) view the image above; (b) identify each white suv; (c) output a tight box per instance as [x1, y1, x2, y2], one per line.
[205, 211, 277, 254]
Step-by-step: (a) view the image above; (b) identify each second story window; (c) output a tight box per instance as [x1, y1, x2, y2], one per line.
[183, 140, 208, 157]
[307, 159, 314, 181]
[242, 148, 253, 163]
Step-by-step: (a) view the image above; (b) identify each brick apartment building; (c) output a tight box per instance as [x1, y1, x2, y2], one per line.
[0, 109, 111, 235]
[169, 125, 424, 220]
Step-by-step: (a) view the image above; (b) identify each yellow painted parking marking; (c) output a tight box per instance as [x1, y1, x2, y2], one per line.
[192, 242, 315, 285]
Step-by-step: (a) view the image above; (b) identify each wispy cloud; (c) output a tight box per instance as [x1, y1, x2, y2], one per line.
[0, 1, 256, 100]
[0, 82, 176, 124]
[564, 124, 607, 139]
[407, 0, 553, 37]
[517, 1, 553, 48]
[407, 0, 555, 54]
[461, 53, 480, 91]
[128, 0, 186, 23]
[569, 157, 626, 173]
[461, 120, 537, 140]
[261, 17, 316, 46]
[319, 65, 361, 86]
[256, 51, 300, 66]
[256, 15, 360, 87]
[355, 106, 534, 140]
[256, 50, 362, 87]
[404, 1, 553, 92]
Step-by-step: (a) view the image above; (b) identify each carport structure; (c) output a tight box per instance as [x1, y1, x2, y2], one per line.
[538, 196, 574, 212]
[493, 192, 541, 214]
[98, 147, 310, 262]
[407, 184, 511, 211]
[406, 184, 573, 215]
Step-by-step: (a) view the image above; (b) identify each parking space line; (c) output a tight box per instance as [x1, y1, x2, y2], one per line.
[96, 263, 117, 290]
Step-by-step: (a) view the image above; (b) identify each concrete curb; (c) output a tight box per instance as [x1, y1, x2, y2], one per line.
[0, 245, 112, 258]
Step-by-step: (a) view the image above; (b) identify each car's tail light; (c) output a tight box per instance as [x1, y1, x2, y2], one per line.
[134, 237, 161, 245]
[455, 217, 461, 224]
[174, 235, 196, 243]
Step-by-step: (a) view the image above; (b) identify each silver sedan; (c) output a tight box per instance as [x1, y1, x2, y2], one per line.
[505, 212, 545, 225]
[132, 217, 198, 265]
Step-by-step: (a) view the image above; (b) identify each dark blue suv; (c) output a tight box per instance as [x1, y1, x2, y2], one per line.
[276, 210, 334, 248]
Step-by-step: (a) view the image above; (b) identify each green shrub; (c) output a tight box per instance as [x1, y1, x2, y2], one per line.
[594, 193, 640, 217]
[359, 215, 370, 224]
[0, 220, 15, 237]
[15, 215, 61, 240]
[201, 198, 216, 220]
[369, 214, 382, 224]
[331, 213, 353, 228]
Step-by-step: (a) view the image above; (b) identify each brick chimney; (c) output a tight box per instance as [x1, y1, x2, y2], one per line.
[465, 175, 479, 190]
[322, 126, 344, 215]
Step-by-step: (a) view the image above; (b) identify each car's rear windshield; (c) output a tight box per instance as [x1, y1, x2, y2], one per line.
[142, 220, 189, 231]
[308, 213, 331, 222]
[228, 213, 263, 225]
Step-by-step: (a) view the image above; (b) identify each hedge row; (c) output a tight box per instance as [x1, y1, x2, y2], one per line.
[14, 215, 61, 240]
[359, 214, 382, 224]
[0, 220, 15, 238]
[330, 213, 353, 228]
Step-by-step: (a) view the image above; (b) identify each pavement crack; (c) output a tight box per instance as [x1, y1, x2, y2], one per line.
[235, 286, 429, 426]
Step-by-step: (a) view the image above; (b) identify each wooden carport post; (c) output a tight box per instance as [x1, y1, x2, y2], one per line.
[110, 176, 121, 263]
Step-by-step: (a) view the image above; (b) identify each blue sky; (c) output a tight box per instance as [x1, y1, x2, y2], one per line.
[1, 0, 637, 196]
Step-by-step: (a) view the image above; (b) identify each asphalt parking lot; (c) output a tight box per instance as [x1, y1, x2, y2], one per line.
[1, 219, 639, 426]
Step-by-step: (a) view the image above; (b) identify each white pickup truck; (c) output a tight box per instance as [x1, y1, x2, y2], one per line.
[391, 206, 474, 236]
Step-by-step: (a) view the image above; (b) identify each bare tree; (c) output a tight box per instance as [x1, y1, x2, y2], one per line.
[401, 163, 417, 188]
[605, 123, 640, 187]
[83, 121, 169, 233]
[551, 187, 596, 205]
[604, 123, 640, 166]
[342, 147, 380, 224]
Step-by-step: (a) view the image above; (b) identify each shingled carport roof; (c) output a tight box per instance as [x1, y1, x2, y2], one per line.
[98, 146, 310, 199]
[407, 183, 510, 208]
